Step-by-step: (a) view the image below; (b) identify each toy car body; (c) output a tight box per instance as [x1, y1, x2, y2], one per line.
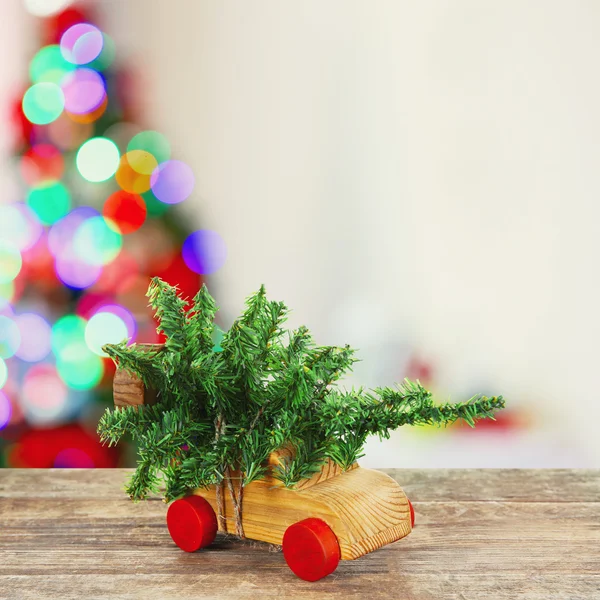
[197, 455, 412, 557]
[113, 367, 415, 581]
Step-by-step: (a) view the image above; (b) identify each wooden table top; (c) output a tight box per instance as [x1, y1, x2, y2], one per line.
[1, 469, 598, 600]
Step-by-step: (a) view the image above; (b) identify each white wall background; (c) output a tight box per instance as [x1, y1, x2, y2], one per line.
[13, 1, 600, 466]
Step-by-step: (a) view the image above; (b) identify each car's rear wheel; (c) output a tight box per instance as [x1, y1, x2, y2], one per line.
[166, 495, 218, 552]
[407, 498, 415, 528]
[282, 517, 340, 581]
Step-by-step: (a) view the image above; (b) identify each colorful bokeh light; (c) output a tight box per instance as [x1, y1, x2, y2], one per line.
[47, 113, 93, 151]
[85, 311, 129, 356]
[0, 316, 21, 359]
[103, 191, 147, 234]
[182, 230, 228, 275]
[27, 181, 71, 225]
[54, 447, 95, 468]
[66, 95, 107, 124]
[127, 150, 158, 175]
[29, 45, 75, 85]
[6, 9, 205, 458]
[93, 253, 140, 294]
[0, 282, 15, 311]
[56, 350, 103, 390]
[0, 243, 23, 284]
[115, 152, 155, 194]
[141, 188, 170, 217]
[15, 313, 52, 362]
[212, 326, 224, 352]
[61, 68, 106, 115]
[24, 0, 73, 17]
[52, 314, 86, 355]
[150, 160, 195, 204]
[48, 207, 99, 258]
[22, 364, 69, 422]
[20, 144, 65, 186]
[0, 204, 43, 252]
[87, 34, 116, 72]
[55, 253, 102, 289]
[98, 304, 136, 340]
[103, 121, 141, 153]
[73, 216, 122, 266]
[0, 358, 7, 389]
[22, 82, 64, 125]
[52, 315, 103, 390]
[60, 23, 104, 65]
[0, 392, 11, 430]
[76, 137, 119, 182]
[128, 131, 171, 164]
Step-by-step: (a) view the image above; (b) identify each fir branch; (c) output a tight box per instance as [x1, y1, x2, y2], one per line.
[186, 284, 218, 359]
[126, 458, 160, 501]
[102, 341, 164, 390]
[305, 344, 357, 398]
[98, 277, 506, 534]
[147, 277, 189, 355]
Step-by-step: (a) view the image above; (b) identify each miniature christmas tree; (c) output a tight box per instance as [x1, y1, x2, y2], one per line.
[98, 277, 504, 538]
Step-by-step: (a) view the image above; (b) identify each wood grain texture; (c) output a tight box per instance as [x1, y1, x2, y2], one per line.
[263, 448, 359, 491]
[0, 469, 599, 600]
[112, 344, 161, 408]
[113, 368, 147, 408]
[194, 465, 411, 559]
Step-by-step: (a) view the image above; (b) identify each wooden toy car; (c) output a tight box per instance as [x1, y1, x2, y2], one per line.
[113, 367, 415, 581]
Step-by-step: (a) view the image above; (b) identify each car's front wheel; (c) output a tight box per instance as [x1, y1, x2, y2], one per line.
[166, 495, 218, 553]
[282, 518, 340, 581]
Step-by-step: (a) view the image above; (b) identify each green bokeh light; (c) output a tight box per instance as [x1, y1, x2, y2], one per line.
[51, 314, 87, 356]
[22, 82, 64, 125]
[0, 243, 22, 284]
[74, 216, 122, 266]
[56, 344, 103, 390]
[52, 314, 103, 389]
[27, 181, 71, 225]
[212, 326, 225, 352]
[127, 131, 171, 164]
[85, 312, 128, 356]
[76, 137, 120, 183]
[0, 282, 14, 310]
[0, 358, 7, 389]
[141, 188, 169, 217]
[29, 45, 75, 84]
[87, 34, 116, 72]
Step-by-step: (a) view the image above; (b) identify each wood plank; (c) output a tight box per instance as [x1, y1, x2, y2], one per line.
[2, 468, 599, 502]
[0, 469, 598, 600]
[385, 468, 600, 502]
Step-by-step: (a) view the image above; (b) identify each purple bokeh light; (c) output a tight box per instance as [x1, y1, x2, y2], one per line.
[182, 230, 227, 275]
[150, 160, 195, 205]
[61, 68, 106, 115]
[60, 23, 104, 65]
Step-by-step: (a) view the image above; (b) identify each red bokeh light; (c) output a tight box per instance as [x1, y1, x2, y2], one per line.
[43, 7, 91, 45]
[20, 144, 64, 186]
[103, 191, 147, 234]
[8, 424, 120, 468]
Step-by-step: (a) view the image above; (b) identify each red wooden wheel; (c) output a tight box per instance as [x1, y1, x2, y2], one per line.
[166, 495, 218, 553]
[408, 498, 415, 528]
[282, 518, 340, 581]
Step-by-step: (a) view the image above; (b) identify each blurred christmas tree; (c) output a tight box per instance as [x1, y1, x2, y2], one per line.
[0, 2, 226, 467]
